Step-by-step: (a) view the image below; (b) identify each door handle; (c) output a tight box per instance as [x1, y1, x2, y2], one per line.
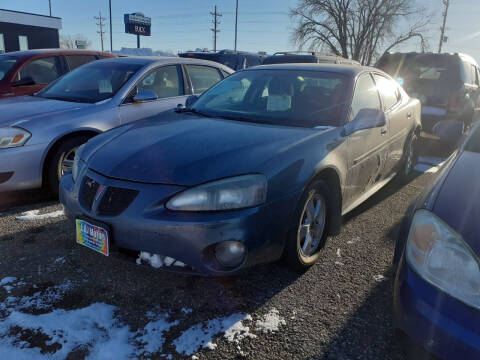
[407, 112, 412, 119]
[381, 127, 387, 135]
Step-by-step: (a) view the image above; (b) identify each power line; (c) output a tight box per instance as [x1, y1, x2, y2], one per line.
[94, 11, 106, 52]
[438, 0, 450, 53]
[210, 5, 222, 51]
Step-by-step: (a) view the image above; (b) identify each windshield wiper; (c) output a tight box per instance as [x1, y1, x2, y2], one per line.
[211, 114, 260, 124]
[175, 107, 212, 118]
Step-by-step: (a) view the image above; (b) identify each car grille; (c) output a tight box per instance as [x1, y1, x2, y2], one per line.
[80, 176, 99, 210]
[97, 186, 139, 216]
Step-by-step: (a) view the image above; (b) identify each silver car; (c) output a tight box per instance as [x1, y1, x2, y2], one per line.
[0, 57, 233, 193]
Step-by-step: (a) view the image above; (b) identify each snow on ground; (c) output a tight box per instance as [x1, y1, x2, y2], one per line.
[255, 309, 286, 333]
[15, 209, 65, 221]
[0, 278, 286, 358]
[173, 313, 257, 356]
[414, 156, 447, 174]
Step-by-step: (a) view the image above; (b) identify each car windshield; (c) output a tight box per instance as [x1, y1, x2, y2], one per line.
[192, 69, 350, 127]
[0, 56, 17, 81]
[37, 61, 142, 103]
[377, 54, 461, 105]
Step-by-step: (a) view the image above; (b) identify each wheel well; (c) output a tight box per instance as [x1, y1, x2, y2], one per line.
[41, 130, 99, 186]
[312, 168, 343, 235]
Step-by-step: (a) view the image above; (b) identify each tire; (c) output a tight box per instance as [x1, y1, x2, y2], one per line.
[284, 180, 331, 272]
[398, 133, 418, 182]
[46, 135, 91, 195]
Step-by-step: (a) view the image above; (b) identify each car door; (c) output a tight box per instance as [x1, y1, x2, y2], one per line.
[344, 72, 390, 206]
[373, 73, 408, 175]
[118, 64, 187, 124]
[184, 64, 223, 95]
[11, 56, 63, 96]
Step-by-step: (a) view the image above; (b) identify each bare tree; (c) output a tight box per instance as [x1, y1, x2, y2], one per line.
[60, 35, 91, 49]
[291, 0, 431, 65]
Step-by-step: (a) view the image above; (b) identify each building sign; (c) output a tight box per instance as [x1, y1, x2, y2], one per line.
[75, 40, 88, 49]
[124, 13, 151, 36]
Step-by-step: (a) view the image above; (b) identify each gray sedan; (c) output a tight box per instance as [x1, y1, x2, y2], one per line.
[0, 57, 233, 193]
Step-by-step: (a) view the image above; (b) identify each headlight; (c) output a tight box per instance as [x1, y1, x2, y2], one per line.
[406, 209, 480, 309]
[72, 144, 86, 183]
[166, 174, 267, 211]
[0, 127, 31, 148]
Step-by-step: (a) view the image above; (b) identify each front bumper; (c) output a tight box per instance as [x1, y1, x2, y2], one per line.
[0, 143, 46, 191]
[60, 170, 298, 276]
[393, 257, 480, 360]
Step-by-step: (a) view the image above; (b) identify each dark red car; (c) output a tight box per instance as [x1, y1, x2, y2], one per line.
[0, 49, 115, 98]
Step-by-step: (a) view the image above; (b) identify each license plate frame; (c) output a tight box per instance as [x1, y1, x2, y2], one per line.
[75, 218, 110, 256]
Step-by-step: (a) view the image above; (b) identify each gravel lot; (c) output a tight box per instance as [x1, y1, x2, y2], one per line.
[0, 141, 446, 360]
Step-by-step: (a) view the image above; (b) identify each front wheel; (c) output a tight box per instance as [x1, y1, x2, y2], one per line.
[46, 135, 91, 195]
[284, 180, 330, 272]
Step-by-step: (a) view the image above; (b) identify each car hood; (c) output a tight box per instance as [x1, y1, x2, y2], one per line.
[433, 150, 480, 256]
[0, 95, 90, 127]
[87, 114, 326, 186]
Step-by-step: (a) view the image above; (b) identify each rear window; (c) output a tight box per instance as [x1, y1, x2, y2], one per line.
[377, 54, 461, 106]
[0, 56, 16, 81]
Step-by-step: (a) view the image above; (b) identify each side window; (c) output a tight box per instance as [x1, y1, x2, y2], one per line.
[18, 35, 28, 51]
[246, 56, 261, 67]
[351, 73, 381, 120]
[463, 62, 474, 84]
[185, 65, 222, 94]
[137, 65, 183, 99]
[18, 57, 61, 84]
[0, 34, 4, 54]
[472, 65, 479, 86]
[373, 74, 399, 111]
[66, 55, 98, 71]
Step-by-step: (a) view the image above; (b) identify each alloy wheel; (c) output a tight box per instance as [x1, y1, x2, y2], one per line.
[297, 193, 326, 257]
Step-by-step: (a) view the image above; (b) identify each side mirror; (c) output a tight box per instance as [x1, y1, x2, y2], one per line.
[12, 76, 36, 87]
[133, 89, 158, 103]
[345, 108, 386, 135]
[433, 120, 464, 143]
[185, 94, 199, 108]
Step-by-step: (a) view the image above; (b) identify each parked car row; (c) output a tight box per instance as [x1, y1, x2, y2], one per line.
[0, 55, 232, 193]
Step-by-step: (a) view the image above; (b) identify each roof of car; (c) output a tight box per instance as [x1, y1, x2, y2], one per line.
[94, 56, 234, 71]
[2, 48, 113, 58]
[247, 63, 370, 77]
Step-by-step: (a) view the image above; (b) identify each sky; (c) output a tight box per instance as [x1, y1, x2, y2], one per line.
[3, 0, 480, 61]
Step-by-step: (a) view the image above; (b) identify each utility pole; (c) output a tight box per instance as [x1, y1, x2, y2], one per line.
[109, 0, 113, 52]
[48, 0, 52, 16]
[438, 0, 450, 53]
[210, 6, 222, 51]
[94, 11, 106, 52]
[234, 0, 239, 51]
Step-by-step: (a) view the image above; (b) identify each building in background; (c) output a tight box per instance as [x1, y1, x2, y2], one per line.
[0, 9, 62, 53]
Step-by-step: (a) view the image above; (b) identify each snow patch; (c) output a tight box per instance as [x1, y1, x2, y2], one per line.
[255, 308, 286, 333]
[16, 209, 64, 221]
[373, 275, 388, 282]
[173, 313, 256, 356]
[137, 252, 187, 269]
[54, 257, 66, 265]
[0, 277, 17, 286]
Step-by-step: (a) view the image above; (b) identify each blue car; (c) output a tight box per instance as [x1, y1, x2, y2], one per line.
[393, 122, 480, 359]
[60, 64, 420, 275]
